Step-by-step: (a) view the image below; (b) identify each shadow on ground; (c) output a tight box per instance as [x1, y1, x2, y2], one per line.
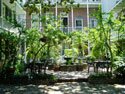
[0, 82, 125, 94]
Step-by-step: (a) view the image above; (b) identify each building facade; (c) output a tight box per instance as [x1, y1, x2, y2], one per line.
[102, 0, 125, 13]
[26, 0, 101, 32]
[0, 0, 26, 32]
[102, 0, 125, 34]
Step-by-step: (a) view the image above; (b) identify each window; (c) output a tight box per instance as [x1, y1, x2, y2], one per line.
[60, 12, 68, 27]
[46, 12, 54, 24]
[2, 5, 5, 18]
[90, 18, 97, 28]
[31, 13, 39, 29]
[75, 19, 83, 30]
[62, 17, 68, 26]
[17, 14, 26, 26]
[1, 4, 12, 22]
[76, 20, 82, 27]
[46, 12, 54, 18]
[60, 12, 69, 33]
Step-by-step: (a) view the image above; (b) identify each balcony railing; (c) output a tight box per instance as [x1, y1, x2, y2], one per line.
[75, 0, 101, 4]
[49, 0, 101, 4]
[107, 0, 123, 11]
[0, 17, 13, 30]
[36, 26, 84, 33]
[0, 17, 25, 32]
[60, 27, 84, 33]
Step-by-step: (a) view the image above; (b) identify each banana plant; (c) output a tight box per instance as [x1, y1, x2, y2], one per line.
[71, 31, 88, 58]
[40, 16, 67, 59]
[89, 7, 125, 72]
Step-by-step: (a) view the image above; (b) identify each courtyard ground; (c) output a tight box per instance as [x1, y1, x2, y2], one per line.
[0, 82, 125, 94]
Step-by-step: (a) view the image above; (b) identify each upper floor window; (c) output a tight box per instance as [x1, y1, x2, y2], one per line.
[75, 18, 83, 30]
[46, 12, 54, 20]
[60, 12, 68, 27]
[90, 18, 97, 28]
[31, 13, 39, 29]
[17, 14, 26, 26]
[46, 12, 54, 24]
[2, 4, 13, 22]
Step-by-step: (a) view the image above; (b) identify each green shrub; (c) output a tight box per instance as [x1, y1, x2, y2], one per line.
[88, 72, 113, 84]
[31, 73, 57, 82]
[113, 56, 125, 68]
[113, 66, 125, 84]
[15, 61, 25, 75]
[89, 72, 112, 79]
[114, 66, 125, 78]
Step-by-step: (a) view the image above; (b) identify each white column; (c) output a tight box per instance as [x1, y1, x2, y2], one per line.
[87, 0, 89, 29]
[55, 0, 58, 19]
[24, 38, 27, 64]
[71, 7, 74, 62]
[55, 0, 58, 27]
[1, 0, 3, 28]
[71, 7, 74, 32]
[87, 0, 90, 55]
[39, 5, 42, 31]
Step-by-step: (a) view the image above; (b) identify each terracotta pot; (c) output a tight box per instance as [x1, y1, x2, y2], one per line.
[48, 65, 54, 70]
[77, 64, 87, 71]
[54, 66, 60, 71]
[60, 65, 76, 71]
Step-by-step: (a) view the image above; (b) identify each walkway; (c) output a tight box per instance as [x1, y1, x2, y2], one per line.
[47, 67, 94, 80]
[49, 71, 90, 79]
[0, 82, 125, 94]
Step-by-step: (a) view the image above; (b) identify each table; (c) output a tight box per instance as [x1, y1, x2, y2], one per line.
[94, 61, 111, 72]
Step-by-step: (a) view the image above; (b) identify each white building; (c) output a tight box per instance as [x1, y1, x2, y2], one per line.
[102, 0, 125, 14]
[0, 0, 26, 33]
[26, 0, 101, 32]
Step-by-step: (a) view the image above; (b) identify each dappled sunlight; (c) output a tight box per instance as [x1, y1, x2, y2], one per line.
[51, 71, 90, 79]
[114, 84, 125, 89]
[0, 0, 125, 94]
[0, 85, 44, 94]
[0, 82, 125, 94]
[40, 82, 125, 94]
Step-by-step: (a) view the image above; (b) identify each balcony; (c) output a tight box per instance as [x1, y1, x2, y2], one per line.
[60, 27, 84, 33]
[102, 0, 124, 12]
[74, 0, 101, 4]
[0, 17, 13, 30]
[38, 27, 84, 33]
[50, 0, 101, 5]
[0, 17, 23, 33]
[112, 0, 125, 11]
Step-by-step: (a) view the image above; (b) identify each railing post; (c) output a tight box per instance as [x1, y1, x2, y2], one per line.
[24, 37, 27, 64]
[1, 0, 3, 28]
[71, 7, 74, 32]
[55, 0, 58, 28]
[87, 0, 90, 55]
